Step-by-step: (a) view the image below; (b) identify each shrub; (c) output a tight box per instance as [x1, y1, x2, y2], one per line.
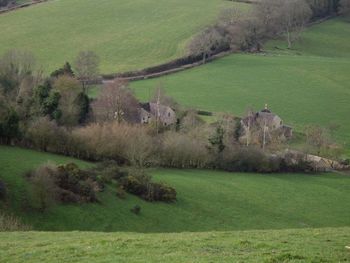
[130, 205, 141, 215]
[119, 170, 177, 202]
[220, 146, 269, 172]
[55, 163, 98, 203]
[0, 180, 6, 200]
[340, 159, 350, 166]
[280, 152, 314, 172]
[120, 175, 148, 197]
[92, 161, 128, 184]
[0, 213, 31, 231]
[26, 117, 61, 152]
[161, 131, 210, 168]
[29, 163, 59, 212]
[146, 182, 177, 202]
[27, 162, 101, 206]
[116, 186, 127, 199]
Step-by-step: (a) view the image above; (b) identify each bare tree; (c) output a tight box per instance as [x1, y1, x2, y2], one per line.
[305, 125, 332, 156]
[339, 0, 350, 15]
[0, 49, 36, 102]
[188, 27, 223, 63]
[282, 0, 312, 48]
[263, 0, 312, 48]
[92, 80, 139, 123]
[74, 51, 99, 93]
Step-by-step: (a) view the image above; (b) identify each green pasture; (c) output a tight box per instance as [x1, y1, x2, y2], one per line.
[1, 146, 350, 232]
[0, 0, 248, 74]
[1, 227, 349, 262]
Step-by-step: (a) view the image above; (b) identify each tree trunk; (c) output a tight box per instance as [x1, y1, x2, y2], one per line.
[287, 29, 292, 49]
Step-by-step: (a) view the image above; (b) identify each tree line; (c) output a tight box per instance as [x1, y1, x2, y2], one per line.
[0, 48, 346, 173]
[188, 0, 350, 60]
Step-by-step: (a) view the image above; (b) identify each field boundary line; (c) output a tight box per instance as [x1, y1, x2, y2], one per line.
[0, 0, 48, 15]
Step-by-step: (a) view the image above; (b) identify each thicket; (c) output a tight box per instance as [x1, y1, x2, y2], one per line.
[26, 161, 177, 210]
[93, 162, 177, 202]
[0, 212, 31, 231]
[26, 163, 101, 211]
[0, 46, 335, 175]
[0, 180, 6, 200]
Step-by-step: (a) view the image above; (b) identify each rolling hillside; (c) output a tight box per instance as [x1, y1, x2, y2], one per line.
[1, 227, 349, 262]
[1, 146, 350, 232]
[132, 18, 350, 149]
[0, 0, 248, 74]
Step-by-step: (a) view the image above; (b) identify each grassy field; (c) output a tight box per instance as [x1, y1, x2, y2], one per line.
[1, 146, 350, 232]
[132, 18, 350, 150]
[0, 0, 247, 74]
[1, 227, 349, 262]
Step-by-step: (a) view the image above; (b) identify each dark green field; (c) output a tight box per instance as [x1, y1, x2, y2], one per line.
[1, 146, 350, 232]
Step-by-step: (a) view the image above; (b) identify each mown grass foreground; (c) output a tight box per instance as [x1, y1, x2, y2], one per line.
[132, 18, 350, 149]
[0, 0, 247, 74]
[1, 227, 349, 262]
[1, 146, 350, 232]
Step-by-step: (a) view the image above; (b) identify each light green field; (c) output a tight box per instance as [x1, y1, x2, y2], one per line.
[1, 227, 350, 262]
[1, 146, 350, 232]
[0, 0, 247, 74]
[132, 18, 350, 149]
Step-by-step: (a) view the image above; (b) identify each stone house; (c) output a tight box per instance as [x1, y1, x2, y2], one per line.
[241, 104, 293, 139]
[140, 102, 177, 127]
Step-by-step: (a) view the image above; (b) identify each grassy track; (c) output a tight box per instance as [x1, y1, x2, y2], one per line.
[132, 18, 350, 149]
[1, 146, 350, 232]
[1, 227, 349, 262]
[0, 0, 247, 74]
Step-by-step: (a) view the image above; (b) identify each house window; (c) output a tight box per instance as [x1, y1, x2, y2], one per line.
[168, 112, 171, 117]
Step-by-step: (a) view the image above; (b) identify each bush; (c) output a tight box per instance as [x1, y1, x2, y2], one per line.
[27, 162, 101, 207]
[29, 163, 59, 211]
[146, 182, 177, 202]
[280, 152, 314, 172]
[161, 131, 210, 168]
[0, 180, 6, 200]
[120, 174, 148, 197]
[119, 170, 177, 202]
[92, 161, 128, 184]
[116, 186, 127, 199]
[220, 146, 272, 172]
[0, 213, 31, 231]
[55, 163, 98, 203]
[130, 205, 141, 215]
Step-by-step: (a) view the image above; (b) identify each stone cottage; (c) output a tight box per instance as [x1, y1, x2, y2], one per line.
[241, 104, 293, 139]
[140, 102, 177, 127]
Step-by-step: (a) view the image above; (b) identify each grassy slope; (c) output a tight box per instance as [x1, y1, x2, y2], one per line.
[132, 18, 350, 148]
[1, 228, 349, 262]
[1, 146, 350, 232]
[0, 0, 247, 74]
[0, 146, 91, 214]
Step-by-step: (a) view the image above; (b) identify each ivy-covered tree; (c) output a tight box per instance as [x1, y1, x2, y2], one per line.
[208, 125, 226, 154]
[50, 62, 75, 79]
[0, 105, 20, 144]
[75, 92, 90, 124]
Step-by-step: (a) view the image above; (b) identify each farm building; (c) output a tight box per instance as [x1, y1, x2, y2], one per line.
[241, 104, 293, 139]
[140, 102, 177, 126]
